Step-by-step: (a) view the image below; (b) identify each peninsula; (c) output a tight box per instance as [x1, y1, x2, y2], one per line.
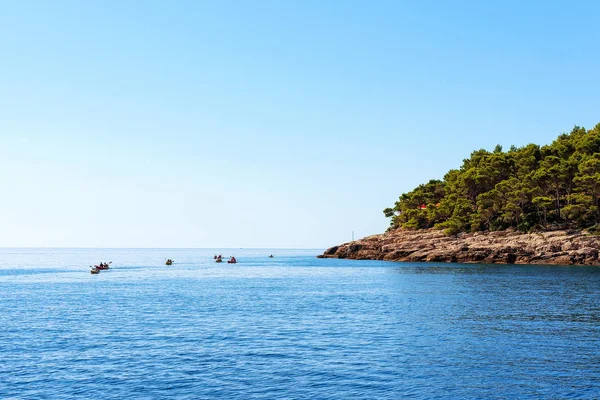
[321, 123, 600, 265]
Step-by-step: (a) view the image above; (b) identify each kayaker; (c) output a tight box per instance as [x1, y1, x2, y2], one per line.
[230, 256, 236, 263]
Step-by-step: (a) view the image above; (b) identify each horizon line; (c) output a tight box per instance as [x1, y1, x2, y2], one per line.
[0, 246, 325, 250]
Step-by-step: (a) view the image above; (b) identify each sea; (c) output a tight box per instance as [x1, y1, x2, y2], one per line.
[1, 248, 599, 399]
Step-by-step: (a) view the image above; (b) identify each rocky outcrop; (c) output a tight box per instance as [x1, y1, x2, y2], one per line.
[319, 228, 600, 265]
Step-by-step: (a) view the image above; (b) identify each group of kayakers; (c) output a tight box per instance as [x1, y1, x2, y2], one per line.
[90, 262, 111, 274]
[91, 254, 277, 274]
[214, 254, 236, 263]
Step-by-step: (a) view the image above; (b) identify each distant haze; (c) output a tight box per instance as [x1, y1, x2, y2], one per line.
[1, 1, 599, 247]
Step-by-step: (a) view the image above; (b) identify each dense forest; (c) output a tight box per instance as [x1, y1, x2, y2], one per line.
[384, 123, 600, 235]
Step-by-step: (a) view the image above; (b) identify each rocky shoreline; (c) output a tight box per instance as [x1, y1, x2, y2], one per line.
[319, 228, 600, 266]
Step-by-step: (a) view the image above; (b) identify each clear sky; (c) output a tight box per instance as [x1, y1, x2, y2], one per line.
[1, 0, 599, 248]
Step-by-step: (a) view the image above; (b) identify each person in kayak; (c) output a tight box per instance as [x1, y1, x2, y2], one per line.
[230, 256, 237, 263]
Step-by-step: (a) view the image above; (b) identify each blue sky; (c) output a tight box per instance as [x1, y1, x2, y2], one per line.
[1, 0, 599, 248]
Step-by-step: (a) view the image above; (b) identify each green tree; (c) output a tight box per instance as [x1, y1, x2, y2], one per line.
[383, 122, 600, 235]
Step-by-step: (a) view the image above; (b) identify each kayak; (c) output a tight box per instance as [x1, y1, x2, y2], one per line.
[215, 259, 223, 263]
[227, 260, 237, 264]
[166, 260, 173, 265]
[94, 262, 111, 270]
[90, 269, 100, 274]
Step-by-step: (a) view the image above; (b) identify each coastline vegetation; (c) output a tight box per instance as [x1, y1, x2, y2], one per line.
[384, 123, 600, 235]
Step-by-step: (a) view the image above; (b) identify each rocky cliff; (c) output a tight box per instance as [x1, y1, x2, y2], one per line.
[319, 228, 600, 265]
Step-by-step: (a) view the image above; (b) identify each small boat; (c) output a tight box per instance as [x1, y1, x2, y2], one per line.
[90, 268, 100, 274]
[93, 261, 111, 270]
[268, 255, 274, 258]
[166, 259, 173, 265]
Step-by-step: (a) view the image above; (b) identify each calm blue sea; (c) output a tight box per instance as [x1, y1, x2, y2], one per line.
[1, 248, 599, 399]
